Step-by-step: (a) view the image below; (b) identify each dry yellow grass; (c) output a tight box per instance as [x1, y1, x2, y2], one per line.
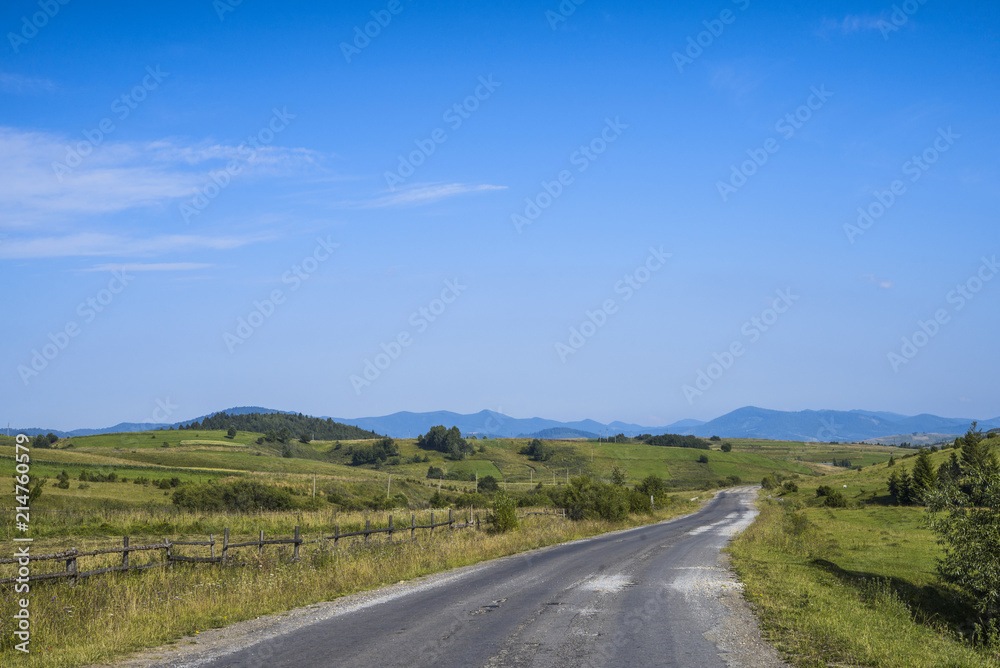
[0, 500, 702, 666]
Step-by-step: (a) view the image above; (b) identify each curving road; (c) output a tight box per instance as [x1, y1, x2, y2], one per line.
[136, 486, 783, 668]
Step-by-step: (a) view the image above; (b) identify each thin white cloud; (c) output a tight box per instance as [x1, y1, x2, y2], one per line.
[0, 127, 325, 226]
[819, 14, 886, 36]
[0, 233, 262, 259]
[83, 262, 215, 272]
[344, 182, 507, 209]
[860, 274, 894, 290]
[0, 72, 55, 94]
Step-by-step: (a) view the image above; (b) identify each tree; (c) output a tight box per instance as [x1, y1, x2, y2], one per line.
[417, 425, 474, 460]
[697, 454, 709, 464]
[720, 442, 732, 452]
[610, 466, 627, 486]
[479, 475, 500, 493]
[521, 439, 552, 461]
[910, 449, 937, 503]
[960, 422, 998, 473]
[636, 474, 668, 505]
[46, 432, 59, 444]
[227, 427, 237, 439]
[27, 478, 45, 505]
[926, 449, 1000, 619]
[426, 466, 444, 479]
[888, 469, 913, 504]
[56, 471, 70, 489]
[32, 434, 50, 449]
[937, 452, 961, 485]
[299, 433, 311, 444]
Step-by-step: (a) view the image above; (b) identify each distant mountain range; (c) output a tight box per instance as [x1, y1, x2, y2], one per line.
[8, 405, 999, 443]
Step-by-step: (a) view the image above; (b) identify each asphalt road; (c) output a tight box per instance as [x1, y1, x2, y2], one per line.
[189, 486, 781, 668]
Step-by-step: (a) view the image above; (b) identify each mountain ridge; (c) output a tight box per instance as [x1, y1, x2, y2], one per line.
[7, 406, 998, 442]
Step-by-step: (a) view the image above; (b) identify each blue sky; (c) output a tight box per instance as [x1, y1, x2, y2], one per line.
[1, 0, 997, 430]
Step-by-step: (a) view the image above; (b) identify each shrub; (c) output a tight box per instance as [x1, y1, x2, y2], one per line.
[697, 454, 710, 464]
[490, 491, 519, 533]
[427, 466, 445, 479]
[561, 476, 628, 521]
[761, 475, 778, 490]
[823, 490, 848, 508]
[479, 475, 500, 493]
[172, 479, 296, 512]
[781, 480, 798, 493]
[721, 442, 732, 452]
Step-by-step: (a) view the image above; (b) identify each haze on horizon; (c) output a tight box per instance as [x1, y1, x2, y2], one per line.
[1, 1, 997, 431]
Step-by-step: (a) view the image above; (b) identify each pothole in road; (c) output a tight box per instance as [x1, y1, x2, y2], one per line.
[581, 575, 637, 592]
[470, 598, 507, 615]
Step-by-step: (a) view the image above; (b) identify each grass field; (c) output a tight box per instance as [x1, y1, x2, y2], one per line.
[0, 427, 911, 666]
[0, 500, 706, 667]
[729, 442, 1000, 667]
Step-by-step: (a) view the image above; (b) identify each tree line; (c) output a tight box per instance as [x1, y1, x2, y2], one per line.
[179, 411, 381, 441]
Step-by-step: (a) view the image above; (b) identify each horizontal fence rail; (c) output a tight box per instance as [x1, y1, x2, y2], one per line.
[0, 508, 562, 586]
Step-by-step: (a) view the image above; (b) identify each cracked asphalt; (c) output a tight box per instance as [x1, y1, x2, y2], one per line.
[103, 486, 785, 668]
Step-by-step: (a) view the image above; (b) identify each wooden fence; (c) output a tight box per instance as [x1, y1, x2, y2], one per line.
[0, 508, 565, 586]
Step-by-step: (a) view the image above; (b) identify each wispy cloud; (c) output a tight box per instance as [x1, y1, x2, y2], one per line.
[860, 273, 894, 290]
[0, 233, 262, 259]
[343, 182, 507, 209]
[82, 262, 215, 272]
[819, 14, 886, 37]
[0, 127, 324, 227]
[0, 72, 55, 94]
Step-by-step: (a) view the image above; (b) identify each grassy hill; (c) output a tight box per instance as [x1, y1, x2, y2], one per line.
[0, 430, 898, 537]
[729, 436, 1000, 667]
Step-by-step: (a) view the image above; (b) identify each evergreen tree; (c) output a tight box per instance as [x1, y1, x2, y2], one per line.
[910, 449, 936, 503]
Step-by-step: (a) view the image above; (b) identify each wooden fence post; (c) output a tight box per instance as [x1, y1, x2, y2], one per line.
[411, 513, 415, 540]
[449, 508, 453, 529]
[122, 537, 129, 569]
[67, 549, 78, 584]
[388, 515, 393, 542]
[334, 525, 340, 547]
[210, 533, 215, 560]
[430, 511, 434, 536]
[365, 519, 371, 544]
[165, 538, 172, 564]
[259, 530, 264, 557]
[293, 526, 301, 561]
[222, 527, 229, 563]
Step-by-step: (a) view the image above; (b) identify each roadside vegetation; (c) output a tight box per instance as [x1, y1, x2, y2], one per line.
[0, 418, 905, 666]
[730, 425, 1000, 667]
